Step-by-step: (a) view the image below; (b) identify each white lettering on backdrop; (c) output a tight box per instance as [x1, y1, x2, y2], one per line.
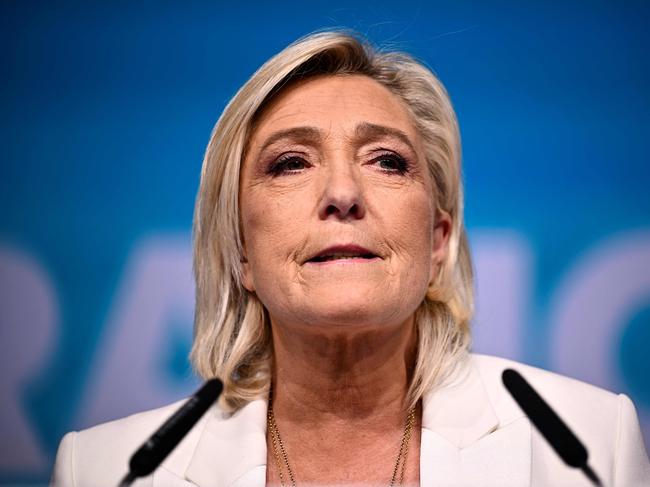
[1, 230, 648, 473]
[0, 246, 57, 471]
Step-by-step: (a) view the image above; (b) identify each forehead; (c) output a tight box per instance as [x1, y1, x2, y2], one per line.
[249, 74, 421, 145]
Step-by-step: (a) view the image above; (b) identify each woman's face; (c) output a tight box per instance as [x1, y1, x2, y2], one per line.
[240, 74, 450, 332]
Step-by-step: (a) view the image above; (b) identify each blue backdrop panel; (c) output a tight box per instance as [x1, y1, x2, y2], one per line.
[1, 1, 649, 483]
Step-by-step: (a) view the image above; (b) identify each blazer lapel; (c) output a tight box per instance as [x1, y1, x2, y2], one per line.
[420, 356, 531, 486]
[184, 399, 268, 487]
[179, 355, 531, 486]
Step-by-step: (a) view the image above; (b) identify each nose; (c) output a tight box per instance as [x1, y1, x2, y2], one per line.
[317, 160, 366, 220]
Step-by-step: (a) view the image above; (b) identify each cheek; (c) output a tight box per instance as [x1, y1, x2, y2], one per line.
[240, 191, 304, 280]
[398, 189, 433, 237]
[384, 190, 435, 272]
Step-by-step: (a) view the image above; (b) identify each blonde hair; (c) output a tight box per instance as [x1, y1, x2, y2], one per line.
[191, 30, 474, 410]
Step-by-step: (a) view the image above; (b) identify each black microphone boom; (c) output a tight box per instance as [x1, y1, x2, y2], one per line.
[502, 369, 602, 486]
[118, 378, 224, 487]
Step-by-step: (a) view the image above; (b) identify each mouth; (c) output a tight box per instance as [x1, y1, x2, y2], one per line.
[305, 245, 381, 264]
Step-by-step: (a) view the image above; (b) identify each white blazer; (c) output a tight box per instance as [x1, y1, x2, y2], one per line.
[50, 354, 650, 486]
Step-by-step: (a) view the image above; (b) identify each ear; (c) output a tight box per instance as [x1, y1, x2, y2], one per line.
[240, 252, 255, 292]
[430, 209, 452, 279]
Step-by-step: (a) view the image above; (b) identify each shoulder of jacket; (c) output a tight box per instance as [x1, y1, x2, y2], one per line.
[469, 353, 622, 435]
[67, 398, 214, 486]
[75, 398, 189, 446]
[470, 353, 619, 401]
[467, 356, 650, 484]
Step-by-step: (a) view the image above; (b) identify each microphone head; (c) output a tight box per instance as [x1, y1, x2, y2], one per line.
[502, 368, 588, 468]
[129, 378, 223, 477]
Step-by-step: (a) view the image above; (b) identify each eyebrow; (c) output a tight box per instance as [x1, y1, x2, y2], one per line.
[256, 122, 417, 155]
[257, 126, 322, 154]
[354, 122, 417, 153]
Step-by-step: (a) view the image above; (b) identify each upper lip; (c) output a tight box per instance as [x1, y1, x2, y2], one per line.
[305, 244, 380, 263]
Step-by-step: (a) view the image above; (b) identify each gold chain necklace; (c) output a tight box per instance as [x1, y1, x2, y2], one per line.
[267, 393, 417, 487]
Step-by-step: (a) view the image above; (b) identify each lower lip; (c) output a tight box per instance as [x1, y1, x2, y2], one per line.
[304, 257, 382, 266]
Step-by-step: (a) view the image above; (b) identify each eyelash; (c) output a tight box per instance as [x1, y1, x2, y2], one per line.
[267, 154, 308, 176]
[373, 152, 410, 175]
[266, 151, 411, 176]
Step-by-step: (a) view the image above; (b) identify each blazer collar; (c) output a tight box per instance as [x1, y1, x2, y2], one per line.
[183, 354, 529, 487]
[420, 355, 531, 486]
[420, 355, 501, 448]
[184, 398, 268, 487]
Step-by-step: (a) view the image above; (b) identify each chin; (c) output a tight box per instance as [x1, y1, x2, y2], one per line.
[301, 288, 399, 328]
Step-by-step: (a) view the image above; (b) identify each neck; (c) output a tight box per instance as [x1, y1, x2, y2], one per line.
[269, 316, 417, 427]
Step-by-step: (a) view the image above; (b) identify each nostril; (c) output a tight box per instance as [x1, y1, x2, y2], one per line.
[321, 199, 364, 220]
[325, 202, 359, 216]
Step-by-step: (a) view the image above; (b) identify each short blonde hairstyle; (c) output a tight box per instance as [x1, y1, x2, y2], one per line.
[191, 30, 474, 410]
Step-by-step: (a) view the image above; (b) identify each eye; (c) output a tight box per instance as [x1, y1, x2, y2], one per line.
[372, 153, 410, 175]
[268, 155, 309, 176]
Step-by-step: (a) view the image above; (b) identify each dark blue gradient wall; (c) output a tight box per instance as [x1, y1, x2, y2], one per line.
[1, 1, 649, 483]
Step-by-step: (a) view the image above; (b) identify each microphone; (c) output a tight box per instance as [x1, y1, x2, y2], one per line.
[502, 369, 602, 486]
[118, 378, 224, 487]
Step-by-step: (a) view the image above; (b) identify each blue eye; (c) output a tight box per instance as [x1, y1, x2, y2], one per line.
[374, 154, 409, 174]
[268, 156, 308, 175]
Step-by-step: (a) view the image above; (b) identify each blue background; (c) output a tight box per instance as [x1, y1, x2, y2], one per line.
[1, 1, 649, 483]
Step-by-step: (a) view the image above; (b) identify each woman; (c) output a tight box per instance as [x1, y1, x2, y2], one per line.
[51, 31, 649, 486]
